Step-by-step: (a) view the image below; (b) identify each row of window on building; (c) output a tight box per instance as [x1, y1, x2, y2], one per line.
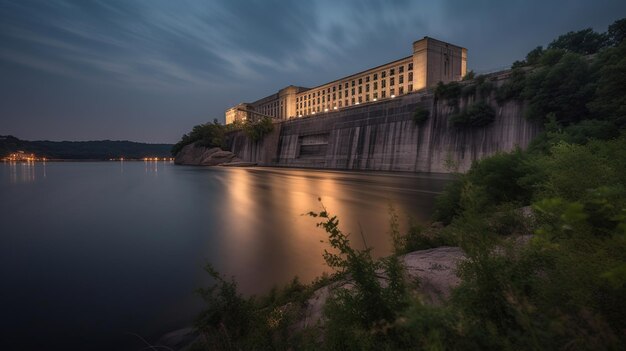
[294, 62, 414, 117]
[258, 99, 285, 118]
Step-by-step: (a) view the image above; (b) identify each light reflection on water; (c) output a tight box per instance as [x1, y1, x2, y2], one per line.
[0, 162, 452, 350]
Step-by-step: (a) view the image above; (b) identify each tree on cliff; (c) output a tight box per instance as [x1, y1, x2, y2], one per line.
[171, 119, 228, 155]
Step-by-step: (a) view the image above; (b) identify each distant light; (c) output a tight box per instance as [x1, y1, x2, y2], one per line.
[298, 114, 302, 117]
[391, 94, 396, 98]
[312, 111, 316, 115]
[373, 98, 377, 101]
[324, 108, 329, 112]
[333, 106, 338, 110]
[355, 102, 360, 105]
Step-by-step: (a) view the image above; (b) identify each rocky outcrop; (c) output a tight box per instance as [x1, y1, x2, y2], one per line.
[298, 246, 466, 330]
[174, 142, 256, 166]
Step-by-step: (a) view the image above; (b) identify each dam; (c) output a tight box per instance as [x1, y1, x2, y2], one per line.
[226, 71, 541, 173]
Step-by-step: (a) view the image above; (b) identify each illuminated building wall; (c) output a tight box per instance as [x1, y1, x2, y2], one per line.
[225, 37, 466, 124]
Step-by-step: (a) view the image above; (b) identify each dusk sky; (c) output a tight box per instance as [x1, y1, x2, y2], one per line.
[1, 0, 625, 143]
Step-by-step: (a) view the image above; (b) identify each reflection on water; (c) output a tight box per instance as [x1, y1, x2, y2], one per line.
[5, 160, 40, 184]
[0, 162, 452, 351]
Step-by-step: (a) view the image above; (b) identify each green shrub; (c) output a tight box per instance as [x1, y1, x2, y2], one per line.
[463, 70, 476, 81]
[449, 101, 496, 128]
[496, 68, 526, 102]
[433, 178, 464, 225]
[244, 116, 274, 142]
[412, 105, 430, 125]
[523, 52, 594, 124]
[548, 28, 608, 55]
[435, 81, 462, 101]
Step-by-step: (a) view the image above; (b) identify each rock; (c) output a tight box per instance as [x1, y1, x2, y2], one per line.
[401, 246, 465, 303]
[174, 142, 245, 166]
[296, 246, 466, 329]
[201, 150, 236, 166]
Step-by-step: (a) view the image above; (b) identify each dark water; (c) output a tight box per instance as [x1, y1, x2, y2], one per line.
[0, 161, 451, 350]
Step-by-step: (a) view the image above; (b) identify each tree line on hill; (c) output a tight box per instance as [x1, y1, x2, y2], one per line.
[0, 135, 173, 160]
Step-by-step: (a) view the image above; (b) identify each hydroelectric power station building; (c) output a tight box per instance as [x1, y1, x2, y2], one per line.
[225, 37, 467, 124]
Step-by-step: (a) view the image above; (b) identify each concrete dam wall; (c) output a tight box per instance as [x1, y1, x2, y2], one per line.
[227, 90, 541, 173]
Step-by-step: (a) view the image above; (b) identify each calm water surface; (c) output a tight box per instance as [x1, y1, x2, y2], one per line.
[0, 161, 452, 350]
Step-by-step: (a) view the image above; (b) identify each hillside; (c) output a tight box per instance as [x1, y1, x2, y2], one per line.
[0, 135, 173, 160]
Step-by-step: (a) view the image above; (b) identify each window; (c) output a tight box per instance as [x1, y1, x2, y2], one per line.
[399, 65, 404, 73]
[408, 84, 413, 91]
[373, 82, 378, 90]
[338, 91, 342, 98]
[351, 88, 355, 95]
[382, 71, 386, 78]
[322, 90, 325, 95]
[317, 91, 320, 96]
[339, 101, 342, 107]
[365, 84, 370, 92]
[345, 82, 348, 89]
[358, 96, 362, 103]
[352, 80, 355, 87]
[345, 99, 348, 106]
[333, 86, 336, 92]
[358, 86, 362, 94]
[390, 68, 395, 76]
[317, 97, 320, 104]
[373, 92, 378, 99]
[365, 94, 370, 102]
[327, 88, 330, 93]
[390, 88, 395, 96]
[408, 62, 413, 70]
[365, 76, 370, 83]
[344, 90, 348, 97]
[381, 79, 386, 88]
[351, 97, 355, 104]
[322, 96, 325, 103]
[333, 93, 336, 99]
[381, 91, 386, 98]
[399, 75, 404, 84]
[399, 87, 404, 94]
[408, 72, 413, 81]
[390, 77, 395, 86]
[374, 73, 378, 80]
[358, 78, 362, 85]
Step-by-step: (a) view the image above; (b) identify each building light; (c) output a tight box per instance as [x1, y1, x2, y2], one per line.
[298, 114, 302, 117]
[312, 111, 316, 115]
[355, 102, 360, 105]
[333, 106, 338, 110]
[324, 108, 329, 112]
[391, 94, 396, 98]
[373, 98, 377, 101]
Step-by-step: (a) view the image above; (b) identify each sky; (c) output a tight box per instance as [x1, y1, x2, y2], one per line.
[1, 0, 625, 143]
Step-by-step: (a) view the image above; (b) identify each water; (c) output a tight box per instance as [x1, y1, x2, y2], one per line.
[0, 161, 452, 350]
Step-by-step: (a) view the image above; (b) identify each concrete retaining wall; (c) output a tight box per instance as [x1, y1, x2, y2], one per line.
[227, 89, 541, 173]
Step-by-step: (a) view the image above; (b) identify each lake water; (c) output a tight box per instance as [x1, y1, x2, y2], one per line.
[0, 161, 452, 350]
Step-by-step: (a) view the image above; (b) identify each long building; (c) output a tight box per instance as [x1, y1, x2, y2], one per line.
[225, 36, 466, 124]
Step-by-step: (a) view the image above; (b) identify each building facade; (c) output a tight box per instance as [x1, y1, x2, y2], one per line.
[225, 37, 466, 124]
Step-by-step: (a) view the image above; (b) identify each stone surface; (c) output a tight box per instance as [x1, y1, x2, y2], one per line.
[297, 246, 466, 329]
[174, 143, 241, 166]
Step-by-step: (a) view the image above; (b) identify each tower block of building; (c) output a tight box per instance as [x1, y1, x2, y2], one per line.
[225, 37, 466, 124]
